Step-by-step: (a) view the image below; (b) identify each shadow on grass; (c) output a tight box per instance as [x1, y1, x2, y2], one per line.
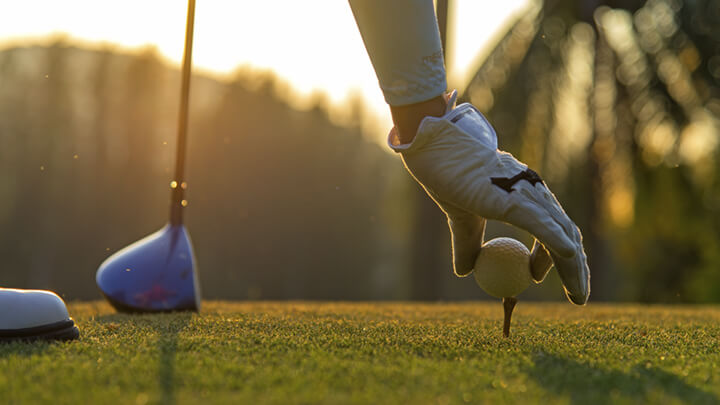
[155, 313, 191, 405]
[529, 351, 717, 404]
[97, 312, 192, 405]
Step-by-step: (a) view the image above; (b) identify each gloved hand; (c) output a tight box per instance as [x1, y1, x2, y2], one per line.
[388, 91, 590, 305]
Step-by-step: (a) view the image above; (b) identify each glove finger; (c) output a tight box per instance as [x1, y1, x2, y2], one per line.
[446, 209, 487, 277]
[507, 196, 589, 304]
[517, 184, 590, 303]
[512, 181, 582, 257]
[529, 239, 553, 283]
[524, 182, 583, 246]
[505, 198, 576, 258]
[492, 154, 580, 257]
[549, 250, 590, 304]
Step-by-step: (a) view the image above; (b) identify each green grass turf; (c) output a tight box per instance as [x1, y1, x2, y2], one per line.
[1, 301, 719, 405]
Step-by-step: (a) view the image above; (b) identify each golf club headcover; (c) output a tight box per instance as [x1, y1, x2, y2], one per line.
[387, 93, 590, 305]
[0, 288, 71, 330]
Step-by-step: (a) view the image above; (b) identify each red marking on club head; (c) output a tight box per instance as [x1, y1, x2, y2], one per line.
[134, 284, 178, 307]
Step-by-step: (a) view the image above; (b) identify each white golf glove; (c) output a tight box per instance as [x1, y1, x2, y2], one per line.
[388, 92, 590, 305]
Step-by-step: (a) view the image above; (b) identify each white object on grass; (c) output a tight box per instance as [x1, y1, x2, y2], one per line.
[0, 288, 79, 341]
[473, 237, 532, 298]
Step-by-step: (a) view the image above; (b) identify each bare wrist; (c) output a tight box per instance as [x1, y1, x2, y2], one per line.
[390, 95, 447, 144]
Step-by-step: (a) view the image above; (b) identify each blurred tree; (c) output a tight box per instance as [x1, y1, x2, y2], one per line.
[462, 0, 720, 301]
[0, 44, 421, 301]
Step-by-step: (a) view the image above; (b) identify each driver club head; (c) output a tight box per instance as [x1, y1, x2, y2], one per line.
[96, 224, 201, 313]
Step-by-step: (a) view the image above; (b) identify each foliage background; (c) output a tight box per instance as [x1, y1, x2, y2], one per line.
[1, 0, 719, 303]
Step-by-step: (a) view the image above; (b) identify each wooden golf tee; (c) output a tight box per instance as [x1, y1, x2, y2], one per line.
[502, 297, 518, 338]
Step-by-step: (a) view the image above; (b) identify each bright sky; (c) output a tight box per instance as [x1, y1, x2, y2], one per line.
[0, 0, 529, 131]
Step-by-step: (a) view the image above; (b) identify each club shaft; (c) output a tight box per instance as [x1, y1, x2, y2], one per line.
[170, 0, 196, 225]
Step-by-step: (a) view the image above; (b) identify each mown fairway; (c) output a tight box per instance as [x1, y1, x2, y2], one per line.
[1, 301, 719, 404]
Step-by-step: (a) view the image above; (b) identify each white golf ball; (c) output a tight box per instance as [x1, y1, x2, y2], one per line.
[474, 237, 532, 298]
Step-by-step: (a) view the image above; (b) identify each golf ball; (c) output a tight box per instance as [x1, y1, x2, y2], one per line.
[474, 237, 532, 298]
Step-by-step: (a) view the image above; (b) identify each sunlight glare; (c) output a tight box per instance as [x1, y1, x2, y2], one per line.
[1, 0, 530, 136]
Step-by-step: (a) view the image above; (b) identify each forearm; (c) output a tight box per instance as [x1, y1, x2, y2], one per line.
[349, 0, 447, 107]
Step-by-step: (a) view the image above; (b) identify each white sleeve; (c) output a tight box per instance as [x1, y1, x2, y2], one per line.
[349, 0, 447, 106]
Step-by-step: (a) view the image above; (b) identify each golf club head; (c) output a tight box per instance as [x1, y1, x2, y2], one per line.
[96, 224, 201, 313]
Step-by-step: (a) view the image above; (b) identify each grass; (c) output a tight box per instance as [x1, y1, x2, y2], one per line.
[1, 301, 719, 405]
